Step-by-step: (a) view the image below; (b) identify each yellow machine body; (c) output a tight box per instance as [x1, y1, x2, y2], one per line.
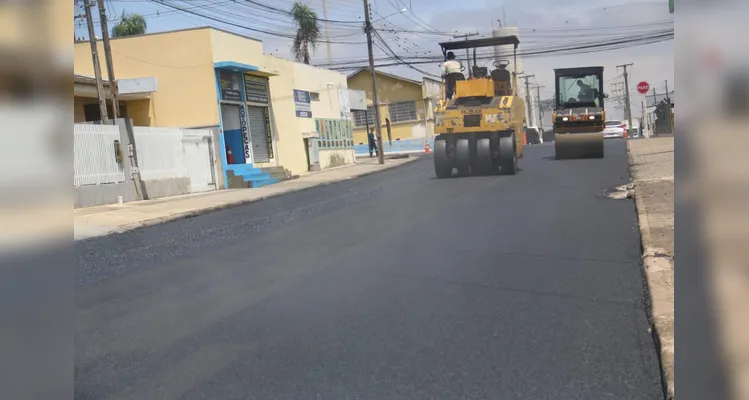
[434, 89, 526, 156]
[455, 78, 495, 99]
[432, 34, 525, 178]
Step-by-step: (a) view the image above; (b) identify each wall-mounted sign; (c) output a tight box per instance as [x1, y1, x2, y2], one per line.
[118, 76, 158, 94]
[263, 106, 274, 159]
[218, 70, 242, 102]
[347, 89, 367, 111]
[294, 89, 312, 118]
[239, 105, 251, 163]
[301, 131, 319, 139]
[244, 75, 269, 103]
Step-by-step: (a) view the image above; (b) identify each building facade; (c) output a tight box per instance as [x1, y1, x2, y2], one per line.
[346, 69, 442, 153]
[73, 27, 355, 189]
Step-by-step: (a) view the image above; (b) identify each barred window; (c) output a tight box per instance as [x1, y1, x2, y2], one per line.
[353, 106, 376, 127]
[387, 101, 418, 123]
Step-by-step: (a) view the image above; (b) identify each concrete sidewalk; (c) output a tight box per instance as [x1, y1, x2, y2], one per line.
[74, 156, 418, 241]
[628, 136, 674, 399]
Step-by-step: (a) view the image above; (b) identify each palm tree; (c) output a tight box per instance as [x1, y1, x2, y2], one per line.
[290, 1, 320, 64]
[111, 11, 147, 38]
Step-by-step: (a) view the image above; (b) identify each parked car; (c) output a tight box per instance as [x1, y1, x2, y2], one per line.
[603, 120, 627, 138]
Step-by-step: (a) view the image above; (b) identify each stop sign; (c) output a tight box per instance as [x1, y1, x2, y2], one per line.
[637, 81, 650, 94]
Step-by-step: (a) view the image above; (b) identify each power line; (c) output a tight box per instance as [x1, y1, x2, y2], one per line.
[317, 28, 674, 66]
[373, 28, 439, 78]
[144, 0, 367, 44]
[320, 29, 674, 70]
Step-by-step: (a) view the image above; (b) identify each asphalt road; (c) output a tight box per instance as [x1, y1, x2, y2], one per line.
[75, 139, 663, 399]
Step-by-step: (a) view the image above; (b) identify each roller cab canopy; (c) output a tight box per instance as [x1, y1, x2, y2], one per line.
[439, 35, 520, 53]
[554, 66, 605, 77]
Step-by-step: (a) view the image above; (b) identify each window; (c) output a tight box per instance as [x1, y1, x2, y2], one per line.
[557, 73, 602, 109]
[310, 92, 320, 101]
[606, 120, 622, 126]
[353, 106, 376, 127]
[83, 102, 128, 122]
[387, 101, 418, 123]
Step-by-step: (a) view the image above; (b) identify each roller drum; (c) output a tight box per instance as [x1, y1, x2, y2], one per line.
[554, 132, 604, 159]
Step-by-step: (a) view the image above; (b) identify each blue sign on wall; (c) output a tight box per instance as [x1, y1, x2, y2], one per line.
[294, 89, 312, 118]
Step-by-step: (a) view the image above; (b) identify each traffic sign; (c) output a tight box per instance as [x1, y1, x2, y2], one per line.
[637, 81, 650, 94]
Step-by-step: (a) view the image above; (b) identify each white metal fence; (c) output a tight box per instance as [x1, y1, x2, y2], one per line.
[74, 124, 215, 191]
[133, 127, 186, 181]
[74, 124, 126, 186]
[181, 130, 215, 192]
[133, 127, 214, 187]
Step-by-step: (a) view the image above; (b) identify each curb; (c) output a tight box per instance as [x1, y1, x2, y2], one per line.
[75, 157, 420, 242]
[627, 142, 675, 400]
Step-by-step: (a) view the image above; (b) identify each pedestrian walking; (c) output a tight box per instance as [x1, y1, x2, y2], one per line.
[367, 128, 378, 157]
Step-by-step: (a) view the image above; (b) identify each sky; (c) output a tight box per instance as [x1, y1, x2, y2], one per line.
[74, 0, 674, 120]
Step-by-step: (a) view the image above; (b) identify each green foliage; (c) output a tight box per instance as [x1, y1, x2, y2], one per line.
[112, 11, 147, 38]
[290, 1, 320, 64]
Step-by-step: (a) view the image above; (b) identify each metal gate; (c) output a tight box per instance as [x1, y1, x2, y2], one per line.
[182, 130, 215, 192]
[247, 105, 272, 163]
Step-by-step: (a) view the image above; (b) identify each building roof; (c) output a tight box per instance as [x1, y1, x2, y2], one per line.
[423, 76, 442, 85]
[346, 68, 423, 86]
[74, 73, 109, 87]
[73, 26, 263, 45]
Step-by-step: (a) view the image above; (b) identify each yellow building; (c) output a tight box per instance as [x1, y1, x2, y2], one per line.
[346, 68, 442, 147]
[73, 27, 355, 188]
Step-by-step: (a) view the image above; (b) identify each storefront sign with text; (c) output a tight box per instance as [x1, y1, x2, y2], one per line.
[294, 89, 312, 118]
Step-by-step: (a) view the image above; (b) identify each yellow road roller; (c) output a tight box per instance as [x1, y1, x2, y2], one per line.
[432, 35, 526, 178]
[552, 66, 606, 159]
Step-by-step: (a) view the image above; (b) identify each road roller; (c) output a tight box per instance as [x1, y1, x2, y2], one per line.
[552, 66, 607, 159]
[432, 35, 526, 178]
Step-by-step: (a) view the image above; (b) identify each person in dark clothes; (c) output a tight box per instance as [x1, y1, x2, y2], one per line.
[367, 128, 378, 157]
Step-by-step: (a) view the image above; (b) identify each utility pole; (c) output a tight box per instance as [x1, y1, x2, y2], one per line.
[651, 87, 658, 135]
[641, 97, 649, 138]
[664, 80, 674, 134]
[97, 0, 120, 120]
[95, 0, 145, 198]
[617, 63, 634, 134]
[322, 0, 333, 66]
[452, 32, 479, 77]
[520, 74, 535, 127]
[83, 0, 109, 123]
[363, 0, 384, 164]
[534, 85, 545, 132]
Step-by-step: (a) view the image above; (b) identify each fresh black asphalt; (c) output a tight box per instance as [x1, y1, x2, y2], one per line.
[75, 139, 663, 399]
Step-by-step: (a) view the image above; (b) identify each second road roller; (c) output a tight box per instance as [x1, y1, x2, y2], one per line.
[432, 35, 526, 178]
[552, 66, 607, 159]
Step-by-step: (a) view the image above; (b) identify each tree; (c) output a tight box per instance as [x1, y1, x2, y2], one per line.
[290, 1, 320, 64]
[111, 11, 147, 38]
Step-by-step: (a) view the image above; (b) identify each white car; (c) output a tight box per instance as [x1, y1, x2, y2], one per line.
[603, 120, 627, 139]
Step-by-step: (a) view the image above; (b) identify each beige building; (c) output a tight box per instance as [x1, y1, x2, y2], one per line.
[346, 68, 442, 146]
[73, 27, 355, 188]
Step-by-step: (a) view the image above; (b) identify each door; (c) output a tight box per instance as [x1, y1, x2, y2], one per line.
[182, 132, 215, 192]
[307, 138, 320, 171]
[220, 104, 248, 164]
[247, 105, 271, 163]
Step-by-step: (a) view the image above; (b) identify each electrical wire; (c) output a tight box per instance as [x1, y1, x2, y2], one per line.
[146, 0, 367, 44]
[317, 29, 674, 69]
[373, 28, 440, 78]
